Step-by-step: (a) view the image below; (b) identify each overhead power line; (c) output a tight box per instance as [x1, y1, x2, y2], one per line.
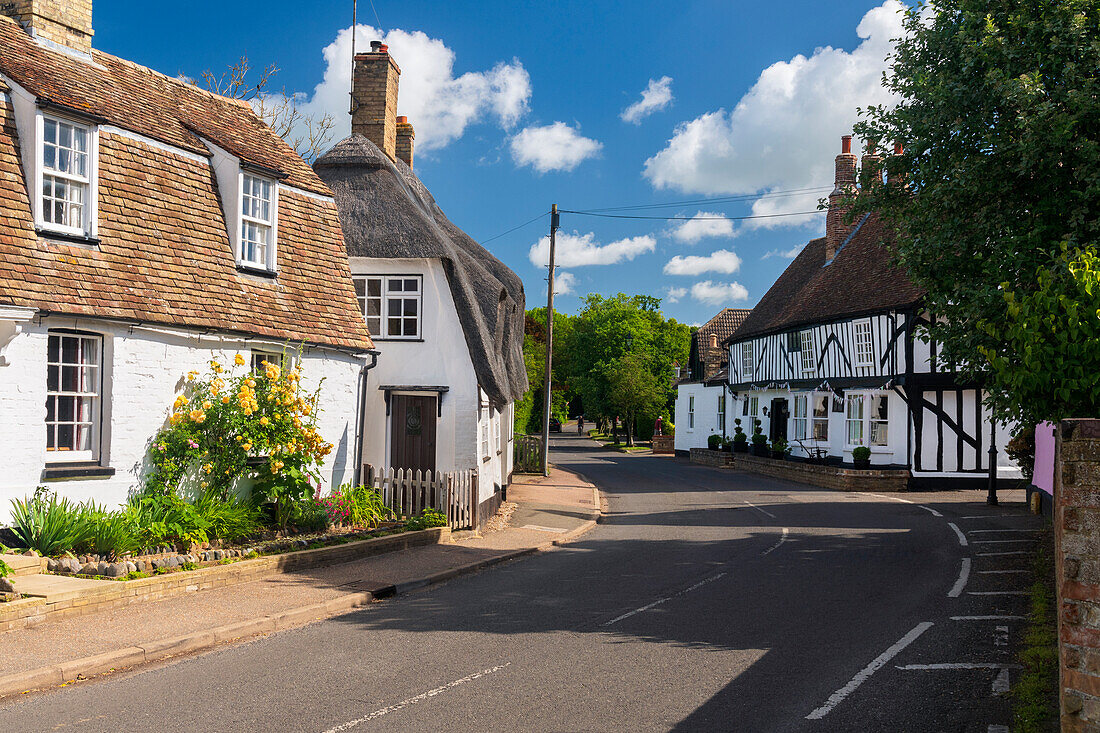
[557, 209, 826, 222]
[481, 210, 549, 244]
[573, 185, 832, 213]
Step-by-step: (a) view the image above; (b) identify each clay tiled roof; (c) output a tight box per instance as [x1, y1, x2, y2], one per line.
[0, 18, 372, 351]
[688, 308, 751, 381]
[729, 213, 925, 342]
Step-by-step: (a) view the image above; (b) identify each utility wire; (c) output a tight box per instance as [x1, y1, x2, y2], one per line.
[368, 0, 384, 30]
[481, 210, 549, 244]
[557, 209, 826, 222]
[573, 185, 832, 213]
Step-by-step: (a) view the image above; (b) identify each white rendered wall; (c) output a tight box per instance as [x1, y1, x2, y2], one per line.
[0, 315, 363, 524]
[674, 383, 728, 452]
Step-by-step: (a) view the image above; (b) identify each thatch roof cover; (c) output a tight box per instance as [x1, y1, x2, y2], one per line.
[315, 134, 528, 404]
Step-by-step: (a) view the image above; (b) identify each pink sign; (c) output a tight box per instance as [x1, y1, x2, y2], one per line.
[1033, 422, 1055, 495]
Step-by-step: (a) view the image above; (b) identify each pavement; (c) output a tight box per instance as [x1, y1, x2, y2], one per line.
[0, 464, 599, 693]
[0, 432, 1045, 732]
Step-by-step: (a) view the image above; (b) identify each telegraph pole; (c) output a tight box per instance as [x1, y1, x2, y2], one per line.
[540, 204, 559, 476]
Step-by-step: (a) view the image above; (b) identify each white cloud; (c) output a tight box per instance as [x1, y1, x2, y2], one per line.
[670, 211, 736, 244]
[762, 245, 805, 260]
[528, 231, 655, 268]
[642, 1, 905, 229]
[621, 76, 674, 124]
[665, 286, 687, 304]
[691, 280, 750, 305]
[510, 122, 602, 173]
[290, 25, 531, 153]
[663, 249, 743, 276]
[553, 271, 577, 295]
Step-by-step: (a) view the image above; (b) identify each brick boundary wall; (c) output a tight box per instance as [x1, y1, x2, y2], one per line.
[0, 527, 450, 633]
[733, 454, 911, 492]
[652, 435, 675, 454]
[689, 448, 734, 467]
[1056, 419, 1100, 729]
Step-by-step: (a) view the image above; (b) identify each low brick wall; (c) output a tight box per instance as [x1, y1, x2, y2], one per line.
[732, 453, 910, 492]
[1056, 419, 1100, 729]
[0, 527, 450, 633]
[652, 435, 675, 454]
[689, 448, 733, 468]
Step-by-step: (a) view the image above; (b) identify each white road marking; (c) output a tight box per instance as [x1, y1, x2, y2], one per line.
[972, 539, 1034, 544]
[520, 524, 568, 534]
[969, 591, 1028, 596]
[896, 663, 1021, 670]
[602, 573, 726, 627]
[989, 726, 1009, 733]
[805, 622, 934, 720]
[742, 499, 777, 519]
[948, 558, 972, 598]
[761, 528, 790, 556]
[995, 626, 1009, 648]
[319, 663, 511, 732]
[951, 615, 1027, 621]
[976, 551, 1029, 557]
[867, 493, 913, 504]
[967, 529, 1038, 534]
[957, 515, 1026, 520]
[918, 505, 943, 517]
[977, 570, 1029, 575]
[947, 523, 968, 546]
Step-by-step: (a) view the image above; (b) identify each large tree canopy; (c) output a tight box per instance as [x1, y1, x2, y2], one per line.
[854, 0, 1100, 425]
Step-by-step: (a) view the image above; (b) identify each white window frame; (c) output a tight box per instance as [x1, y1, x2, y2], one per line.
[845, 393, 865, 447]
[810, 393, 830, 441]
[853, 319, 874, 368]
[749, 396, 759, 420]
[741, 341, 753, 380]
[354, 275, 423, 340]
[800, 329, 815, 374]
[45, 330, 103, 462]
[792, 395, 808, 440]
[717, 394, 726, 432]
[238, 172, 278, 271]
[493, 408, 502, 454]
[35, 112, 98, 239]
[480, 403, 490, 460]
[845, 392, 890, 449]
[688, 395, 695, 429]
[251, 350, 286, 374]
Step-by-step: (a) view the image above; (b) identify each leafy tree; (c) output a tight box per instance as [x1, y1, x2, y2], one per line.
[853, 0, 1100, 423]
[607, 354, 665, 446]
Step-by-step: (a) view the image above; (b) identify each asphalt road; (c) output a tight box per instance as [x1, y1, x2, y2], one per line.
[2, 433, 1042, 732]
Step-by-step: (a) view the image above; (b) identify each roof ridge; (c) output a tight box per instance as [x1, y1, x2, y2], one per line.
[91, 49, 253, 109]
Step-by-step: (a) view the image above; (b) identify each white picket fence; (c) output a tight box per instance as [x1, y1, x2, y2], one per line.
[364, 465, 477, 531]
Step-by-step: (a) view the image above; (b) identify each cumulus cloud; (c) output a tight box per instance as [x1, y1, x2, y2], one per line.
[692, 280, 750, 305]
[670, 211, 736, 244]
[621, 76, 674, 124]
[665, 286, 688, 304]
[290, 24, 531, 153]
[663, 249, 743, 276]
[528, 231, 655, 268]
[510, 122, 602, 173]
[762, 245, 805, 260]
[554, 271, 578, 295]
[642, 1, 905, 229]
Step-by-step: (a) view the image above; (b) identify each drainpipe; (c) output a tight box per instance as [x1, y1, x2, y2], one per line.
[354, 350, 381, 486]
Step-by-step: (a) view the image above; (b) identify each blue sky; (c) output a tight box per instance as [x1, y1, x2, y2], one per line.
[95, 0, 905, 326]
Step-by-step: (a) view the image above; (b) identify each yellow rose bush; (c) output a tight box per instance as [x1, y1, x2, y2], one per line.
[146, 355, 333, 528]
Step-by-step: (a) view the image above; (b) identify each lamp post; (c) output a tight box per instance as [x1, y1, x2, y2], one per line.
[986, 418, 999, 506]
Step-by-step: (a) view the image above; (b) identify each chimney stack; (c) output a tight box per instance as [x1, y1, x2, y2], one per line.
[395, 115, 415, 169]
[709, 333, 719, 349]
[825, 135, 858, 262]
[351, 41, 401, 160]
[3, 0, 94, 53]
[860, 139, 882, 189]
[887, 141, 906, 189]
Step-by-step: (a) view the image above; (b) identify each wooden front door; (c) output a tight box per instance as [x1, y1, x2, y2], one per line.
[770, 398, 789, 442]
[390, 395, 437, 473]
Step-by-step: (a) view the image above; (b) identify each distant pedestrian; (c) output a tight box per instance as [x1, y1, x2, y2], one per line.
[577, 416, 585, 434]
[654, 416, 663, 436]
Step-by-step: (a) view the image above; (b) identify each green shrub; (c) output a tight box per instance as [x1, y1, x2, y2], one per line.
[751, 419, 768, 446]
[293, 499, 330, 533]
[78, 505, 138, 560]
[769, 438, 790, 455]
[9, 488, 92, 556]
[126, 492, 212, 550]
[404, 508, 448, 531]
[0, 558, 11, 579]
[707, 434, 723, 450]
[192, 491, 262, 543]
[852, 446, 872, 461]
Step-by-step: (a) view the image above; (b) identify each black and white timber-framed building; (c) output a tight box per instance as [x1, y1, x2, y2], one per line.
[724, 136, 1021, 489]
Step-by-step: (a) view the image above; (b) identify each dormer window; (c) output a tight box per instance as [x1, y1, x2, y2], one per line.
[36, 113, 97, 239]
[239, 173, 277, 271]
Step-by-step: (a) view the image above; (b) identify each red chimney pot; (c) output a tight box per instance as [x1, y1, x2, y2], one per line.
[397, 115, 408, 124]
[894, 141, 904, 155]
[841, 135, 852, 154]
[379, 43, 389, 52]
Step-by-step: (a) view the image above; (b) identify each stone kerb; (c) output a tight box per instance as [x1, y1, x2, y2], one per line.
[1056, 419, 1100, 730]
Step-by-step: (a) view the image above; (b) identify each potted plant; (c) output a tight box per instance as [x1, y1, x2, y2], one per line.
[707, 434, 723, 451]
[852, 445, 872, 469]
[751, 419, 769, 457]
[732, 419, 748, 453]
[770, 438, 791, 460]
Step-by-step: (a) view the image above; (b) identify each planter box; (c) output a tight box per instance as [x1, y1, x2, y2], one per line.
[733, 453, 910, 492]
[751, 444, 769, 457]
[733, 442, 748, 453]
[853, 459, 871, 470]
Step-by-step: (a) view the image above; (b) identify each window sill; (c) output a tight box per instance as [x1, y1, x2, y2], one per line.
[36, 228, 100, 248]
[371, 338, 425, 343]
[42, 462, 115, 482]
[236, 264, 278, 279]
[482, 456, 491, 463]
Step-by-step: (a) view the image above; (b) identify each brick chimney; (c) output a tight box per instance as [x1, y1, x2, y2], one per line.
[3, 0, 94, 53]
[886, 140, 906, 189]
[860, 139, 883, 190]
[351, 40, 401, 160]
[825, 135, 858, 262]
[395, 115, 414, 169]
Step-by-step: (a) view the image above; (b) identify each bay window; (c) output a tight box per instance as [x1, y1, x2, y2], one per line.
[845, 393, 890, 448]
[846, 394, 864, 446]
[792, 395, 808, 440]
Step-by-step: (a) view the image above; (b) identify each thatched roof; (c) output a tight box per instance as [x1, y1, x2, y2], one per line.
[314, 134, 528, 405]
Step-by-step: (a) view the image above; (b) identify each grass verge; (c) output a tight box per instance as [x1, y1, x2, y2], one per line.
[1011, 524, 1059, 732]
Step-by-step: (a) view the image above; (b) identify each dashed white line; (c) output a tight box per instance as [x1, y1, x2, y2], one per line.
[761, 528, 790, 556]
[957, 515, 1027, 520]
[867, 493, 914, 504]
[976, 551, 1029, 557]
[918, 505, 943, 517]
[977, 570, 1029, 575]
[602, 573, 726, 627]
[989, 725, 1010, 733]
[742, 499, 777, 519]
[319, 663, 511, 732]
[951, 615, 1027, 621]
[948, 558, 972, 598]
[805, 622, 934, 720]
[947, 523, 968, 546]
[972, 539, 1034, 544]
[967, 529, 1038, 534]
[969, 591, 1028, 596]
[896, 663, 1021, 670]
